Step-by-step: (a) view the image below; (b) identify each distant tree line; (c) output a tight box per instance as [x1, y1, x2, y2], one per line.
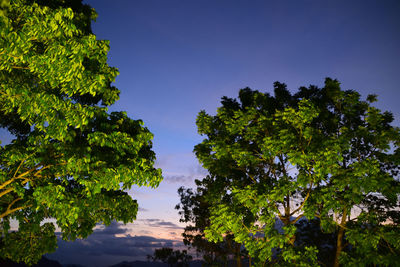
[147, 247, 192, 267]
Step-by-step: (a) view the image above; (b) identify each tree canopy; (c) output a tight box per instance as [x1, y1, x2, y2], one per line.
[0, 0, 162, 264]
[194, 79, 400, 266]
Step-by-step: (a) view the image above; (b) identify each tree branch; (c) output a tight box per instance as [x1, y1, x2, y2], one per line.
[0, 165, 38, 190]
[7, 197, 21, 210]
[0, 187, 14, 198]
[13, 156, 30, 179]
[291, 214, 304, 224]
[275, 203, 284, 220]
[290, 182, 313, 216]
[11, 65, 29, 70]
[1, 162, 62, 192]
[0, 199, 31, 219]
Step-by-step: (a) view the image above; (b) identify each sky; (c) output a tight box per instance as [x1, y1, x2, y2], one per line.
[3, 0, 400, 266]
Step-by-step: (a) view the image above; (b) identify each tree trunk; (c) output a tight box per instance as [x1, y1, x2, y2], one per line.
[334, 208, 347, 267]
[235, 243, 242, 267]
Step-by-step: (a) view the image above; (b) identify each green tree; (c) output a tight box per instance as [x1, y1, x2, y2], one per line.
[176, 178, 245, 266]
[195, 79, 400, 266]
[0, 0, 162, 264]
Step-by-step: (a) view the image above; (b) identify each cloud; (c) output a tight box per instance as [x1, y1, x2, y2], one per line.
[142, 218, 159, 222]
[138, 207, 149, 212]
[155, 221, 181, 228]
[164, 165, 208, 184]
[52, 234, 177, 257]
[164, 174, 191, 184]
[153, 153, 208, 186]
[162, 170, 208, 185]
[137, 229, 152, 235]
[48, 222, 185, 267]
[139, 219, 183, 230]
[188, 164, 208, 177]
[93, 221, 128, 236]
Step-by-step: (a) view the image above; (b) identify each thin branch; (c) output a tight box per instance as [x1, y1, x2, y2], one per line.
[1, 161, 65, 197]
[0, 176, 19, 190]
[11, 65, 29, 70]
[2, 52, 20, 59]
[290, 182, 313, 216]
[291, 214, 304, 224]
[0, 187, 14, 198]
[33, 164, 54, 177]
[0, 165, 38, 190]
[11, 165, 39, 179]
[241, 221, 251, 233]
[248, 173, 257, 184]
[383, 240, 395, 254]
[2, 162, 59, 190]
[7, 197, 21, 210]
[275, 203, 284, 220]
[21, 178, 31, 186]
[13, 156, 30, 179]
[0, 204, 31, 219]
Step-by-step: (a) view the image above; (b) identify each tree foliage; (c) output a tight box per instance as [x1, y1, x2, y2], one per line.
[0, 0, 162, 264]
[176, 179, 246, 266]
[194, 79, 400, 266]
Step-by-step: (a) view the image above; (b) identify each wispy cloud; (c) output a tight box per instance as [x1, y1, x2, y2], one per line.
[138, 207, 149, 212]
[139, 219, 183, 230]
[164, 174, 191, 184]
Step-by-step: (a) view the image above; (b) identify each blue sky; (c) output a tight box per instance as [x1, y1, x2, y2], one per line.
[4, 0, 400, 266]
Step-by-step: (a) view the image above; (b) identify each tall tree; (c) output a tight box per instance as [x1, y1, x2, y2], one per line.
[195, 79, 400, 266]
[0, 0, 162, 264]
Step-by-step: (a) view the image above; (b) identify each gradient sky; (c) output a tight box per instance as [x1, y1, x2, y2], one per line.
[5, 0, 400, 266]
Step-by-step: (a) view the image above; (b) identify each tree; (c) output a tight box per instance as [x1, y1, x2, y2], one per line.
[147, 247, 193, 267]
[176, 178, 245, 266]
[0, 0, 162, 264]
[195, 79, 400, 266]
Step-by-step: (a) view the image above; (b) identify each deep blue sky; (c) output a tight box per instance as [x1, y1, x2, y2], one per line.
[90, 0, 400, 154]
[32, 0, 400, 266]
